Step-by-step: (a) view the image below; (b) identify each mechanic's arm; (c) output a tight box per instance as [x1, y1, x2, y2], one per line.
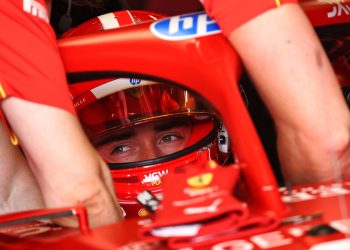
[204, 2, 350, 184]
[2, 98, 123, 227]
[0, 122, 44, 213]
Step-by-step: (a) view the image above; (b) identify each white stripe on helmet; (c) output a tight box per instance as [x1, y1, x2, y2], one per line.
[90, 78, 156, 99]
[97, 12, 120, 30]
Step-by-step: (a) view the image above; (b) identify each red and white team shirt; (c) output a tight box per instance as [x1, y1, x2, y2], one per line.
[202, 0, 299, 36]
[0, 0, 75, 116]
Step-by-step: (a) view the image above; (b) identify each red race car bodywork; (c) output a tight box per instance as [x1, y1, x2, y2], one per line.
[0, 1, 349, 249]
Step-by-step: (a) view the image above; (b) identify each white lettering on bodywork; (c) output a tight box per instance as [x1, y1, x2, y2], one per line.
[327, 3, 350, 18]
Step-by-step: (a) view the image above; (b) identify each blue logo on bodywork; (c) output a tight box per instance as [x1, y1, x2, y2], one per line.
[150, 12, 221, 41]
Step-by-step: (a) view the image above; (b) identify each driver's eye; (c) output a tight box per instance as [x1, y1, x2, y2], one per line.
[111, 145, 131, 154]
[160, 134, 182, 144]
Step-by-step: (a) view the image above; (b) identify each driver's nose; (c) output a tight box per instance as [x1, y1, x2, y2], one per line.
[139, 141, 158, 161]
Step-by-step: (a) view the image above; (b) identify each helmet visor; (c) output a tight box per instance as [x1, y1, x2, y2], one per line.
[75, 79, 217, 164]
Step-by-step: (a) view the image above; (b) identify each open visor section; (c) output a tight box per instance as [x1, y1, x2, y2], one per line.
[72, 78, 231, 166]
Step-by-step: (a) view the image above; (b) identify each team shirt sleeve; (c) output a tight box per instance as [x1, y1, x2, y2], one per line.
[0, 0, 76, 116]
[202, 0, 299, 36]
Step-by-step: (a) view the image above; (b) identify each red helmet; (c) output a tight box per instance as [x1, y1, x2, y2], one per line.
[67, 10, 231, 218]
[71, 79, 231, 218]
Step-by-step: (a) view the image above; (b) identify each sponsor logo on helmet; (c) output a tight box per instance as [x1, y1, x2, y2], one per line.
[138, 208, 149, 217]
[129, 78, 142, 85]
[141, 170, 169, 184]
[150, 12, 221, 41]
[73, 97, 86, 108]
[136, 190, 160, 213]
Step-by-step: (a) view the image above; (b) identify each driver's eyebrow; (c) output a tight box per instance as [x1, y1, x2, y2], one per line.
[94, 129, 135, 146]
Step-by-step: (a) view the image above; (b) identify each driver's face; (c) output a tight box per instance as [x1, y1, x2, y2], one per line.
[95, 120, 192, 163]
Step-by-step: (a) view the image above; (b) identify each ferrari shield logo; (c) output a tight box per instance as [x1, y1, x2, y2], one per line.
[187, 173, 213, 188]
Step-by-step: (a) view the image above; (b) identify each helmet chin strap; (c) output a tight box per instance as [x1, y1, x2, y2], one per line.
[58, 0, 72, 34]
